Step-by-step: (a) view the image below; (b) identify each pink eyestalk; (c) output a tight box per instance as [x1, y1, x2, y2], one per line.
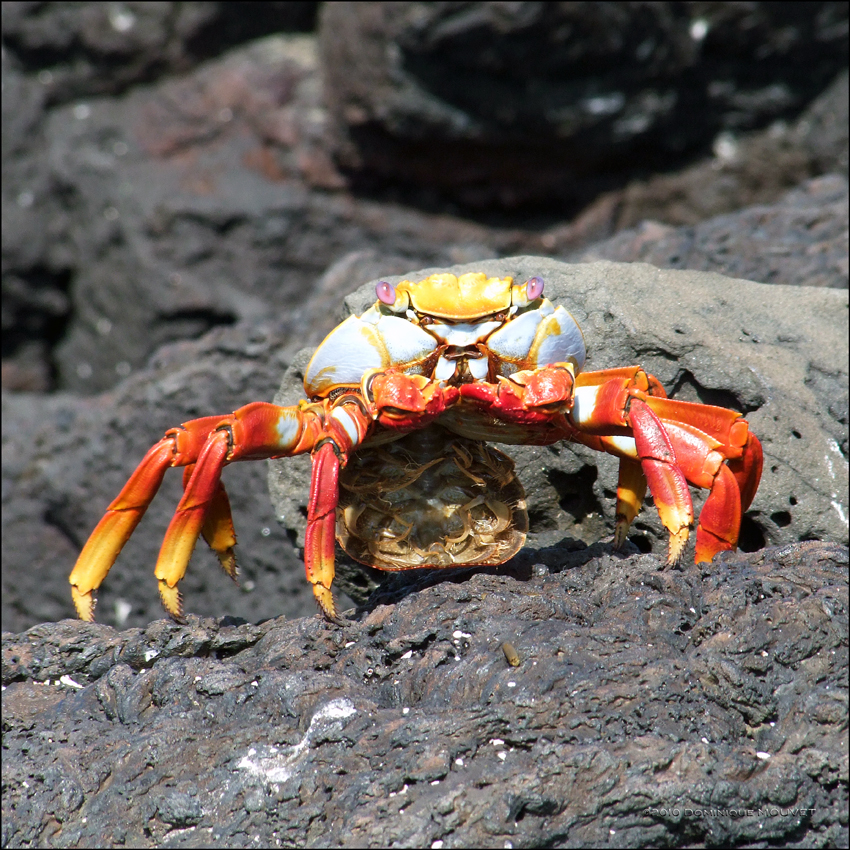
[526, 277, 545, 301]
[376, 281, 396, 305]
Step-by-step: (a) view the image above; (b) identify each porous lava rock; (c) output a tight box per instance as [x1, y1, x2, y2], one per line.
[2, 543, 846, 848]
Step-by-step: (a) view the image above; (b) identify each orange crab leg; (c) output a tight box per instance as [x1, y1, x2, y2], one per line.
[638, 399, 762, 560]
[693, 463, 741, 561]
[69, 438, 177, 619]
[571, 371, 761, 562]
[612, 457, 648, 548]
[69, 400, 372, 621]
[625, 397, 693, 562]
[154, 430, 232, 617]
[728, 432, 764, 512]
[185, 465, 239, 581]
[305, 441, 343, 622]
[462, 364, 759, 564]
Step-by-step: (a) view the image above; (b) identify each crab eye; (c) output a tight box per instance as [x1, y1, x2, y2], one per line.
[526, 277, 544, 301]
[376, 281, 396, 306]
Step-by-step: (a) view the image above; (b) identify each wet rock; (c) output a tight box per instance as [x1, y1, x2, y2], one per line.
[2, 543, 846, 847]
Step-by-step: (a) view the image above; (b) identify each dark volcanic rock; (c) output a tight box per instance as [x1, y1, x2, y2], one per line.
[2, 543, 847, 848]
[577, 174, 850, 289]
[1, 31, 529, 395]
[530, 69, 850, 254]
[0, 1, 318, 105]
[320, 2, 848, 209]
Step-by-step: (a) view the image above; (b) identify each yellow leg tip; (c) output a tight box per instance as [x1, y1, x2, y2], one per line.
[666, 527, 690, 565]
[71, 585, 95, 621]
[613, 514, 631, 550]
[313, 583, 344, 625]
[216, 548, 239, 582]
[158, 580, 185, 622]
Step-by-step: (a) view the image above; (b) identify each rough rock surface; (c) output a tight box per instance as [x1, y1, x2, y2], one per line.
[271, 257, 849, 605]
[3, 543, 847, 848]
[3, 32, 526, 396]
[320, 2, 848, 209]
[577, 175, 849, 289]
[552, 70, 850, 246]
[0, 2, 318, 104]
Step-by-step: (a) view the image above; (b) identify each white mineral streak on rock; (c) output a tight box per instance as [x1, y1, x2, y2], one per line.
[236, 698, 356, 784]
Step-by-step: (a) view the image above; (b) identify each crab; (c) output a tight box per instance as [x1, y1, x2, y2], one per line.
[70, 272, 763, 623]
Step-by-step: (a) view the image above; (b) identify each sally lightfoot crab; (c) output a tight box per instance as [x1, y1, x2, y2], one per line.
[70, 272, 763, 623]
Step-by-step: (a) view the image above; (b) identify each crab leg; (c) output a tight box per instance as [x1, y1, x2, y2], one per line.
[187, 466, 238, 581]
[623, 398, 694, 561]
[69, 400, 372, 622]
[305, 440, 343, 622]
[572, 369, 762, 562]
[612, 457, 648, 548]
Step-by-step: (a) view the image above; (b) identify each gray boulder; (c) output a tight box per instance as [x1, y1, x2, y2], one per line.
[271, 256, 849, 601]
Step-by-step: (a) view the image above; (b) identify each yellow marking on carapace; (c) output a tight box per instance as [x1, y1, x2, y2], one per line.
[396, 273, 515, 320]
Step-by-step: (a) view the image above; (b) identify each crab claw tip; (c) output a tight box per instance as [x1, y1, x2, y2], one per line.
[71, 585, 96, 621]
[313, 584, 345, 625]
[613, 515, 630, 550]
[158, 580, 185, 623]
[665, 527, 690, 566]
[217, 548, 239, 583]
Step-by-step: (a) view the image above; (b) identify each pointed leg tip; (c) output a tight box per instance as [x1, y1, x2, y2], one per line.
[665, 527, 690, 566]
[217, 549, 239, 583]
[613, 516, 630, 550]
[71, 586, 96, 621]
[158, 580, 185, 623]
[313, 584, 345, 626]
